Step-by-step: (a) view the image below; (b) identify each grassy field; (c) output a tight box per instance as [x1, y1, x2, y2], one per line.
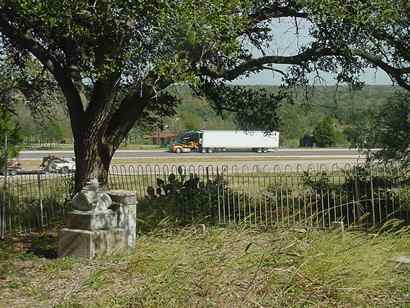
[1, 226, 409, 307]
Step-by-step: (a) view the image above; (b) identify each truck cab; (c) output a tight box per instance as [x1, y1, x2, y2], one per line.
[170, 131, 201, 153]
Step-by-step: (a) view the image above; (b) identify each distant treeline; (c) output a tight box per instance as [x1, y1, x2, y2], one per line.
[17, 85, 397, 147]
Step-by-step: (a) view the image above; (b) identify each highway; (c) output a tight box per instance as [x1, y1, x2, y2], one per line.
[18, 148, 365, 160]
[5, 148, 369, 179]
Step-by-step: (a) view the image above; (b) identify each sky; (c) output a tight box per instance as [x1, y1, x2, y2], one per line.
[231, 19, 393, 86]
[233, 67, 391, 86]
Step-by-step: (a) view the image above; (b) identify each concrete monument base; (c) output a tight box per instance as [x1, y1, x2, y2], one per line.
[65, 210, 117, 231]
[58, 181, 138, 259]
[108, 190, 137, 248]
[58, 228, 127, 259]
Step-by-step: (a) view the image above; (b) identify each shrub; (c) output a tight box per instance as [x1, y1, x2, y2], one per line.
[312, 117, 337, 147]
[137, 167, 231, 232]
[301, 166, 410, 227]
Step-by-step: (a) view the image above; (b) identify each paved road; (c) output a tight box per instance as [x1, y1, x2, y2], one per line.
[18, 148, 365, 160]
[6, 148, 368, 179]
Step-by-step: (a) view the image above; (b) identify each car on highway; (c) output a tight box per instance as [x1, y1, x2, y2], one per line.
[41, 155, 76, 174]
[0, 159, 22, 176]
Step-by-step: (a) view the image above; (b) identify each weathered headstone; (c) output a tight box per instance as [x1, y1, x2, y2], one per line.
[58, 179, 137, 259]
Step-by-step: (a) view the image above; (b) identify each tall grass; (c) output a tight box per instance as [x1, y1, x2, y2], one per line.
[2, 226, 409, 307]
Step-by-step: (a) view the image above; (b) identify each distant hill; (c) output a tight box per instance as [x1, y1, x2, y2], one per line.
[166, 85, 398, 147]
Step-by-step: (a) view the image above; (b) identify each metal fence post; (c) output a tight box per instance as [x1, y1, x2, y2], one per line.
[1, 135, 8, 239]
[37, 173, 44, 227]
[0, 185, 4, 239]
[353, 167, 359, 225]
[3, 135, 7, 189]
[369, 166, 376, 226]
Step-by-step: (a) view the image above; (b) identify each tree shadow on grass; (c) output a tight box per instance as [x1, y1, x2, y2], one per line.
[27, 232, 59, 259]
[4, 229, 59, 260]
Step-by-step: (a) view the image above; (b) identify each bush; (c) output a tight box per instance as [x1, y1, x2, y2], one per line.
[371, 93, 410, 166]
[313, 117, 337, 147]
[301, 166, 410, 227]
[137, 167, 231, 232]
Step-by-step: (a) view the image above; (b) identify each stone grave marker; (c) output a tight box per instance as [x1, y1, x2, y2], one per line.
[58, 179, 137, 259]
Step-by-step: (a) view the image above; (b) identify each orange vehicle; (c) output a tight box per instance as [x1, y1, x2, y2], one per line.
[169, 131, 201, 153]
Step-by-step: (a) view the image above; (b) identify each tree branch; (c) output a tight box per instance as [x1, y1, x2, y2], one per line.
[104, 75, 173, 149]
[352, 49, 410, 91]
[372, 30, 410, 62]
[201, 42, 409, 91]
[250, 3, 308, 22]
[85, 74, 121, 126]
[0, 10, 86, 133]
[201, 46, 336, 80]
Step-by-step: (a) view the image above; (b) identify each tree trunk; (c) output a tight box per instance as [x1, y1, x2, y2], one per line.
[72, 121, 134, 193]
[73, 134, 116, 193]
[69, 83, 154, 193]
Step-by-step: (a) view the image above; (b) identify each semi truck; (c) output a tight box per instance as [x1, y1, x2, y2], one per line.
[170, 130, 279, 153]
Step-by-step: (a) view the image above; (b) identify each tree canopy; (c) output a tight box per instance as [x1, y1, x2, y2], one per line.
[307, 0, 409, 89]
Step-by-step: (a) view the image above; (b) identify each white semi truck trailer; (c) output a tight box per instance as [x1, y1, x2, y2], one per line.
[170, 130, 280, 153]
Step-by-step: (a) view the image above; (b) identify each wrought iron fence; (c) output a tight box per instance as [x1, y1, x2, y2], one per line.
[1, 163, 409, 238]
[0, 173, 73, 238]
[109, 163, 410, 231]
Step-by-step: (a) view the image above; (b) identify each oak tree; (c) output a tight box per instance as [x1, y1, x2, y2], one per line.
[1, 0, 408, 190]
[0, 0, 251, 190]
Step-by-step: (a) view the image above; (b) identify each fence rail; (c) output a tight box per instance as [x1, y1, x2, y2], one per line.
[1, 163, 409, 238]
[0, 173, 73, 238]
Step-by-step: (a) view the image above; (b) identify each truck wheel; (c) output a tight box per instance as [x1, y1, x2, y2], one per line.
[207, 148, 213, 153]
[175, 148, 182, 153]
[8, 170, 17, 176]
[61, 166, 70, 174]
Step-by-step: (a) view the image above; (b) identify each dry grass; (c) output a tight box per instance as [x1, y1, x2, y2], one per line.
[1, 226, 409, 307]
[17, 160, 43, 170]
